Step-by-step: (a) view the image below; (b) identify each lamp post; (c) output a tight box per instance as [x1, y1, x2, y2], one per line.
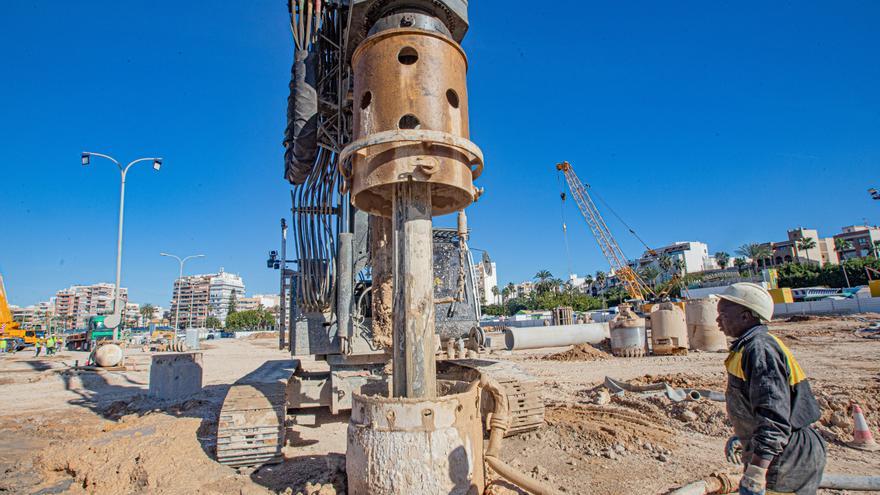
[82, 152, 162, 340]
[160, 253, 205, 330]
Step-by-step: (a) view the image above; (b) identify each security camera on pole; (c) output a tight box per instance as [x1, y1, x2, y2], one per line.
[81, 151, 162, 340]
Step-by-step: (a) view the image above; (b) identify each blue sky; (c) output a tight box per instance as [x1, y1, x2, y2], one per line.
[2, 1, 878, 307]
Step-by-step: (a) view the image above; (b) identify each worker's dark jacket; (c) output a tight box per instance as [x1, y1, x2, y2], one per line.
[726, 325, 826, 495]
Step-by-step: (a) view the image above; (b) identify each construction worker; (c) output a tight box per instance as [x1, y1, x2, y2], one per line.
[717, 283, 826, 495]
[0, 339, 7, 354]
[46, 335, 55, 356]
[34, 338, 42, 357]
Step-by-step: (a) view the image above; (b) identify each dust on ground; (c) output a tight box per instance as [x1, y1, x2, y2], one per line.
[0, 314, 878, 494]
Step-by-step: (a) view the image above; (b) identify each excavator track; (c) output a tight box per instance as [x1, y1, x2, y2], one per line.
[437, 358, 545, 436]
[216, 360, 296, 467]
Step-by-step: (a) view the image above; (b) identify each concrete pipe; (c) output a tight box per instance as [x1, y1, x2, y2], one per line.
[504, 323, 609, 351]
[346, 380, 484, 494]
[94, 344, 123, 368]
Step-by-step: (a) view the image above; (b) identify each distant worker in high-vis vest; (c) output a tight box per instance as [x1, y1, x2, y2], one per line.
[717, 283, 826, 495]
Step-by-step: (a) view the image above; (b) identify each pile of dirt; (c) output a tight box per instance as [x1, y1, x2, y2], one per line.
[786, 315, 813, 322]
[246, 332, 278, 340]
[36, 413, 268, 495]
[544, 343, 610, 362]
[543, 404, 675, 454]
[812, 381, 880, 444]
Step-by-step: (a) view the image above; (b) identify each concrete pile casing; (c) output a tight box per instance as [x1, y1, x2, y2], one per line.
[685, 297, 728, 352]
[650, 302, 688, 355]
[610, 304, 646, 357]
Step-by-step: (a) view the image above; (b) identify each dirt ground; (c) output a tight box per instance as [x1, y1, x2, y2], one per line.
[0, 315, 878, 494]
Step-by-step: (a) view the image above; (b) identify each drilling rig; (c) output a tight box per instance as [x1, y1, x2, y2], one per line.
[215, 2, 545, 483]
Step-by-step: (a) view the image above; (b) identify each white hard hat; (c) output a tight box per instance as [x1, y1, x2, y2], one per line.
[717, 282, 774, 322]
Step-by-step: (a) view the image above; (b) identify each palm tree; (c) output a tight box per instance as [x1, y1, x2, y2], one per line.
[796, 237, 817, 265]
[673, 258, 686, 276]
[594, 271, 607, 289]
[657, 254, 673, 275]
[736, 243, 771, 275]
[491, 285, 500, 304]
[501, 286, 511, 302]
[733, 257, 748, 275]
[139, 304, 156, 326]
[639, 266, 661, 288]
[834, 238, 852, 261]
[714, 251, 730, 269]
[534, 270, 553, 294]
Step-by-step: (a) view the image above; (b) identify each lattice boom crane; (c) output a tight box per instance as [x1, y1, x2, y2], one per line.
[556, 161, 655, 301]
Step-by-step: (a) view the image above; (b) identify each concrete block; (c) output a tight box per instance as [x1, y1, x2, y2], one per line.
[149, 352, 203, 400]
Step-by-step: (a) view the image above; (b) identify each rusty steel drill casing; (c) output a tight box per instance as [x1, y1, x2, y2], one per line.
[345, 27, 482, 217]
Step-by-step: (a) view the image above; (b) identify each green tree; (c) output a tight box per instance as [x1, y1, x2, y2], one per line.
[491, 285, 500, 303]
[797, 237, 817, 265]
[673, 258, 686, 276]
[639, 266, 660, 287]
[714, 251, 730, 269]
[205, 316, 222, 329]
[227, 292, 238, 315]
[534, 270, 554, 294]
[834, 238, 852, 261]
[139, 304, 156, 326]
[225, 309, 270, 331]
[594, 271, 607, 289]
[736, 243, 771, 275]
[658, 254, 673, 275]
[733, 257, 748, 275]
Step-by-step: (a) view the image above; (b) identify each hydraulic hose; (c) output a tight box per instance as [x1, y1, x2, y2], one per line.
[667, 472, 880, 494]
[481, 376, 566, 495]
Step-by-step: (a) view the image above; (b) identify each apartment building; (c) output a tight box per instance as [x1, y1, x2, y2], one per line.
[473, 261, 500, 305]
[54, 283, 128, 329]
[834, 225, 880, 261]
[10, 301, 53, 330]
[170, 269, 245, 328]
[632, 241, 713, 275]
[758, 228, 839, 268]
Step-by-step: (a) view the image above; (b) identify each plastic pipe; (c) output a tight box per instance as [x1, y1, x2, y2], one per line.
[820, 474, 880, 491]
[504, 323, 608, 350]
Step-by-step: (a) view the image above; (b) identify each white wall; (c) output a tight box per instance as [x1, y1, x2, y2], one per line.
[774, 297, 880, 317]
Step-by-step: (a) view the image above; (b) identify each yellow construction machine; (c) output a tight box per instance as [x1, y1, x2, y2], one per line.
[0, 274, 43, 346]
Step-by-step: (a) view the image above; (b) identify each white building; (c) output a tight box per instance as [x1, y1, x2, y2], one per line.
[209, 269, 246, 324]
[631, 241, 713, 276]
[473, 261, 500, 305]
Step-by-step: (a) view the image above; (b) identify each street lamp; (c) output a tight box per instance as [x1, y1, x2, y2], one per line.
[82, 151, 163, 340]
[160, 253, 205, 331]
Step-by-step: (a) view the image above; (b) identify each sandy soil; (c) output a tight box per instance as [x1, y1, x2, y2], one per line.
[0, 315, 878, 494]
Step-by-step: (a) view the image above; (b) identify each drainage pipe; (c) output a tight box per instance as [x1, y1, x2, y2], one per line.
[667, 472, 880, 494]
[504, 323, 608, 350]
[481, 375, 565, 495]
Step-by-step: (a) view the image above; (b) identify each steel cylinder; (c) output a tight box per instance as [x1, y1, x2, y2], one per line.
[504, 323, 608, 351]
[346, 380, 484, 494]
[346, 26, 482, 217]
[610, 304, 646, 357]
[650, 302, 689, 355]
[685, 297, 728, 352]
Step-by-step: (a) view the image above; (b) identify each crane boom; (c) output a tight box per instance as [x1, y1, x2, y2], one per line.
[556, 161, 654, 301]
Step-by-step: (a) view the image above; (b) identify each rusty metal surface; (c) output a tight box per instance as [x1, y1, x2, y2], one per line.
[349, 28, 480, 217]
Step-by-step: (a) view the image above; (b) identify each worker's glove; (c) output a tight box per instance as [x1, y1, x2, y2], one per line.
[739, 464, 768, 495]
[725, 435, 743, 464]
